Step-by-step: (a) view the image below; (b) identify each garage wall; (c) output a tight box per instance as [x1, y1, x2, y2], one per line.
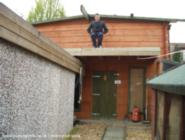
[0, 3, 82, 139]
[0, 39, 75, 139]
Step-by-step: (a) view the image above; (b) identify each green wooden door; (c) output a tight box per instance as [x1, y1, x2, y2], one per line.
[92, 72, 117, 118]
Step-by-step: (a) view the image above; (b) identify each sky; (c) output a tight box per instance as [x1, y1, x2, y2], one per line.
[1, 0, 185, 43]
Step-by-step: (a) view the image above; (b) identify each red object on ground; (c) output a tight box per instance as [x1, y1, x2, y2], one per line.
[131, 106, 141, 122]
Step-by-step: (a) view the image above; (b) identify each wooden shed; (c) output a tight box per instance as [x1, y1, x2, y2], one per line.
[34, 15, 182, 122]
[148, 64, 185, 140]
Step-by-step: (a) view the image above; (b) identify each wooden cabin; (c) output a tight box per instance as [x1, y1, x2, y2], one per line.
[34, 15, 180, 123]
[148, 63, 185, 140]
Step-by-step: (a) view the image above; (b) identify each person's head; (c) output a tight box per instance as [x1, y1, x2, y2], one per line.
[94, 13, 100, 21]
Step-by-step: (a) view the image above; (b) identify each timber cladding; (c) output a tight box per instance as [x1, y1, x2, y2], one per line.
[155, 92, 185, 140]
[75, 57, 157, 120]
[33, 5, 170, 122]
[35, 19, 169, 54]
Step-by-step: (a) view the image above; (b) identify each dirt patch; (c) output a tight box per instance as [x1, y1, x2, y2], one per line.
[125, 125, 152, 140]
[64, 123, 106, 140]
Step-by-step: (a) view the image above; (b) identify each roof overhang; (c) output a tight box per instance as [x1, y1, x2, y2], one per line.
[33, 15, 185, 25]
[64, 47, 160, 56]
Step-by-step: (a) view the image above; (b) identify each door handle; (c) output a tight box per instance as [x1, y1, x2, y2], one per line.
[92, 113, 100, 116]
[92, 93, 101, 96]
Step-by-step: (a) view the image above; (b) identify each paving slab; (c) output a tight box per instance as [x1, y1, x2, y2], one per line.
[103, 127, 124, 140]
[103, 137, 123, 140]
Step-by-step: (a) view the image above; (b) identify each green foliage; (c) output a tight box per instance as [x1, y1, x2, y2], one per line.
[27, 0, 65, 23]
[172, 52, 183, 63]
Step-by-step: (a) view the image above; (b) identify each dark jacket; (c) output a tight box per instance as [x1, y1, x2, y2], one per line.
[87, 21, 108, 34]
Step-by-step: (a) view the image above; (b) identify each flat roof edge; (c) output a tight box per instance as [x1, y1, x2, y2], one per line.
[64, 47, 160, 56]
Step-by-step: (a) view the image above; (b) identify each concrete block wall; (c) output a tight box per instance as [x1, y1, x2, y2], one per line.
[0, 38, 75, 139]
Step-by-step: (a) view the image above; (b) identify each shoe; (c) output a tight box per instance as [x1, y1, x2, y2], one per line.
[98, 45, 102, 48]
[93, 46, 97, 48]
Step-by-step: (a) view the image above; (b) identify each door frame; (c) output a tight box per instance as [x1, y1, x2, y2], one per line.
[128, 67, 146, 114]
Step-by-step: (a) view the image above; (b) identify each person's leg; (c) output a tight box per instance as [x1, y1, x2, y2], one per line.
[97, 32, 103, 48]
[90, 32, 97, 48]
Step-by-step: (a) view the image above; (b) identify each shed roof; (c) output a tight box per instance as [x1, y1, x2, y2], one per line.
[33, 14, 185, 25]
[148, 63, 185, 96]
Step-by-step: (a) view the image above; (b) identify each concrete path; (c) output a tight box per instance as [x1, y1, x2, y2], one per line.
[78, 119, 151, 140]
[103, 127, 125, 140]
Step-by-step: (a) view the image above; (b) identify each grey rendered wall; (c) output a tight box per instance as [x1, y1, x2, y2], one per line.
[0, 39, 75, 139]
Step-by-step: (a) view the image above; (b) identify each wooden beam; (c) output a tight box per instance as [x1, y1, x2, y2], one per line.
[0, 3, 82, 73]
[64, 47, 161, 56]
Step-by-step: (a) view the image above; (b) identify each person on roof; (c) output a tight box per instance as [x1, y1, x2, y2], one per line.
[87, 14, 108, 48]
